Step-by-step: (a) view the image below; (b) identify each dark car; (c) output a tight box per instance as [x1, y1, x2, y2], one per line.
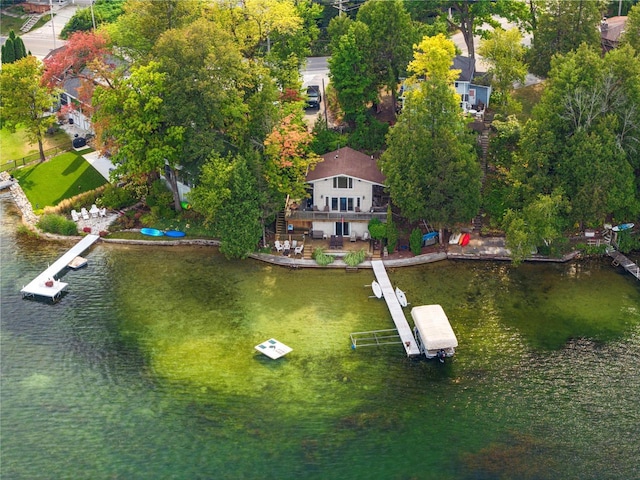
[72, 136, 87, 149]
[306, 85, 321, 109]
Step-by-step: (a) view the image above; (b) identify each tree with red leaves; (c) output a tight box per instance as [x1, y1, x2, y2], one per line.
[42, 31, 117, 101]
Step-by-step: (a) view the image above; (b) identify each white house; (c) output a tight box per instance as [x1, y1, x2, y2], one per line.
[287, 147, 387, 240]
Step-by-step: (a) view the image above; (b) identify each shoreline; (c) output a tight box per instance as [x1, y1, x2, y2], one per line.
[2, 171, 579, 268]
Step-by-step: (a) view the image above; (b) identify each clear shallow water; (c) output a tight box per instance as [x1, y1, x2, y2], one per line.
[2, 193, 640, 480]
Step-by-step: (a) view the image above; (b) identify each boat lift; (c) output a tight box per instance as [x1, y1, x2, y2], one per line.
[350, 329, 403, 349]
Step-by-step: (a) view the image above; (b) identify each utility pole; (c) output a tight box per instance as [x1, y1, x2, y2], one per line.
[91, 0, 96, 30]
[49, 0, 56, 50]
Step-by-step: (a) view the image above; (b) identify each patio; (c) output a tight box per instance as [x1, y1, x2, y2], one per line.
[271, 233, 375, 258]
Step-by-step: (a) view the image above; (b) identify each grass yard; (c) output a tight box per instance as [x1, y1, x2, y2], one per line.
[512, 82, 546, 121]
[1, 126, 71, 167]
[11, 151, 107, 209]
[0, 7, 54, 35]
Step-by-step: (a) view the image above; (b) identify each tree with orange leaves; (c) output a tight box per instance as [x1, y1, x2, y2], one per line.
[263, 113, 320, 202]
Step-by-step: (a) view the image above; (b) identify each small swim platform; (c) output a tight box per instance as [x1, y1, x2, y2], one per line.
[140, 228, 164, 237]
[165, 230, 186, 238]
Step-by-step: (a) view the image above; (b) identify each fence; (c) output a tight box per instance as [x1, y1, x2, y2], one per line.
[1, 145, 70, 172]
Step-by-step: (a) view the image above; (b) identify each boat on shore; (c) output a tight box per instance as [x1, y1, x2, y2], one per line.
[612, 223, 634, 232]
[449, 233, 461, 245]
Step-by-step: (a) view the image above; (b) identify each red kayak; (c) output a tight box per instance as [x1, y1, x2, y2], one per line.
[459, 233, 470, 246]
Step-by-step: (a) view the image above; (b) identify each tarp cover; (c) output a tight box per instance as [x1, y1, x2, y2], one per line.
[411, 305, 458, 351]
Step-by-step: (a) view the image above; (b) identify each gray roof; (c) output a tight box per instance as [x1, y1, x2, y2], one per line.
[453, 56, 475, 82]
[306, 147, 386, 185]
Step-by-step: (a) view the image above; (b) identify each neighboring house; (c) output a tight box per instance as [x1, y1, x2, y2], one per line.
[286, 147, 388, 239]
[399, 56, 491, 117]
[452, 56, 491, 115]
[600, 16, 627, 53]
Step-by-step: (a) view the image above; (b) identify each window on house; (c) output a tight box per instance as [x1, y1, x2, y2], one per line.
[335, 222, 349, 236]
[331, 197, 338, 210]
[333, 176, 353, 189]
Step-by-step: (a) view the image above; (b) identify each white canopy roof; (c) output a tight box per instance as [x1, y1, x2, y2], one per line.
[255, 338, 292, 360]
[411, 305, 458, 351]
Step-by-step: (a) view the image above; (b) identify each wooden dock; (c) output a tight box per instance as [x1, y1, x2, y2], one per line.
[21, 234, 100, 301]
[370, 260, 421, 357]
[607, 246, 640, 280]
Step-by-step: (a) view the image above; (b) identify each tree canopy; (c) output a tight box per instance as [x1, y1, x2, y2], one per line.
[0, 56, 57, 162]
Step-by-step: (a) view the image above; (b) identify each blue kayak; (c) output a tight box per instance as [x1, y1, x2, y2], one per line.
[140, 228, 164, 237]
[165, 230, 186, 238]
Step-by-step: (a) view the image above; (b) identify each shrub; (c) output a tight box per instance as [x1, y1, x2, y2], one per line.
[386, 206, 397, 253]
[368, 218, 386, 241]
[37, 214, 78, 236]
[344, 249, 367, 267]
[312, 247, 335, 266]
[410, 228, 423, 255]
[101, 184, 136, 209]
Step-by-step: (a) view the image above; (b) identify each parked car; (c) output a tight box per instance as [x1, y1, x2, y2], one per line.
[72, 136, 87, 149]
[306, 85, 321, 109]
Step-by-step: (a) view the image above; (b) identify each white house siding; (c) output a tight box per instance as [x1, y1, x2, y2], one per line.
[312, 177, 377, 213]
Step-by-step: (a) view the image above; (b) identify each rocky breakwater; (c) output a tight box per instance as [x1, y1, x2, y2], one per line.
[1, 171, 39, 227]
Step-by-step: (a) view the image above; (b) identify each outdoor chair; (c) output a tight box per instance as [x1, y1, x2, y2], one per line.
[99, 207, 107, 217]
[350, 231, 357, 242]
[71, 210, 80, 222]
[274, 240, 284, 253]
[294, 244, 304, 256]
[362, 231, 370, 241]
[81, 207, 90, 220]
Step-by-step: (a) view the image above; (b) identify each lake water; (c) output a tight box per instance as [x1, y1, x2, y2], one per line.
[2, 193, 639, 479]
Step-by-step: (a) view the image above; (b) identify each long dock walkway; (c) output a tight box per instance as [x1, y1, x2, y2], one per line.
[21, 234, 100, 301]
[371, 260, 421, 357]
[607, 246, 640, 280]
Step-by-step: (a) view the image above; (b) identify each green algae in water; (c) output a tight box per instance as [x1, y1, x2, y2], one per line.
[3, 201, 640, 480]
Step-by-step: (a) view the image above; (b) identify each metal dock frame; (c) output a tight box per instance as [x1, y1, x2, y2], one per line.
[350, 329, 402, 349]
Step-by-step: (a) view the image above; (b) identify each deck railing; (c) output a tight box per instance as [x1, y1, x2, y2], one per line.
[287, 210, 387, 222]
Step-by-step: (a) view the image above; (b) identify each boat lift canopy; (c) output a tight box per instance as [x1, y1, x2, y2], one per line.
[411, 305, 458, 351]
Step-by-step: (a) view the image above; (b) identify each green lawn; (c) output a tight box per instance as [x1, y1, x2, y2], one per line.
[11, 151, 107, 209]
[1, 126, 71, 169]
[0, 8, 55, 35]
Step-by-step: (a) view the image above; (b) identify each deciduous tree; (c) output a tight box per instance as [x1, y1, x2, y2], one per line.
[621, 2, 640, 53]
[263, 113, 320, 203]
[328, 21, 376, 126]
[527, 0, 606, 77]
[478, 27, 528, 113]
[0, 56, 57, 162]
[356, 0, 415, 111]
[93, 62, 185, 210]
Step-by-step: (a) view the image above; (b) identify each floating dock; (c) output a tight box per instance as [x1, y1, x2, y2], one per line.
[255, 338, 292, 359]
[369, 260, 421, 357]
[21, 234, 100, 301]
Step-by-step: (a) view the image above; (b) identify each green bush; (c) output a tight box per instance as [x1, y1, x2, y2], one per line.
[37, 214, 78, 236]
[100, 184, 136, 210]
[410, 228, 423, 255]
[312, 247, 335, 266]
[386, 206, 397, 253]
[344, 249, 367, 267]
[146, 179, 173, 209]
[368, 218, 386, 241]
[348, 114, 388, 152]
[310, 119, 348, 155]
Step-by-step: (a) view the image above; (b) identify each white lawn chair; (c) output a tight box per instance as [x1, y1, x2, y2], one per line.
[90, 204, 99, 217]
[99, 207, 107, 217]
[362, 231, 370, 241]
[71, 209, 80, 222]
[274, 240, 284, 252]
[350, 231, 357, 242]
[294, 243, 304, 256]
[81, 207, 90, 220]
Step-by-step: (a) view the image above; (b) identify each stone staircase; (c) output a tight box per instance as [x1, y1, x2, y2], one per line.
[20, 15, 39, 33]
[472, 128, 491, 234]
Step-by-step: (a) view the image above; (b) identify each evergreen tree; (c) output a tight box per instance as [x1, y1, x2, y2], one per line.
[2, 37, 15, 64]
